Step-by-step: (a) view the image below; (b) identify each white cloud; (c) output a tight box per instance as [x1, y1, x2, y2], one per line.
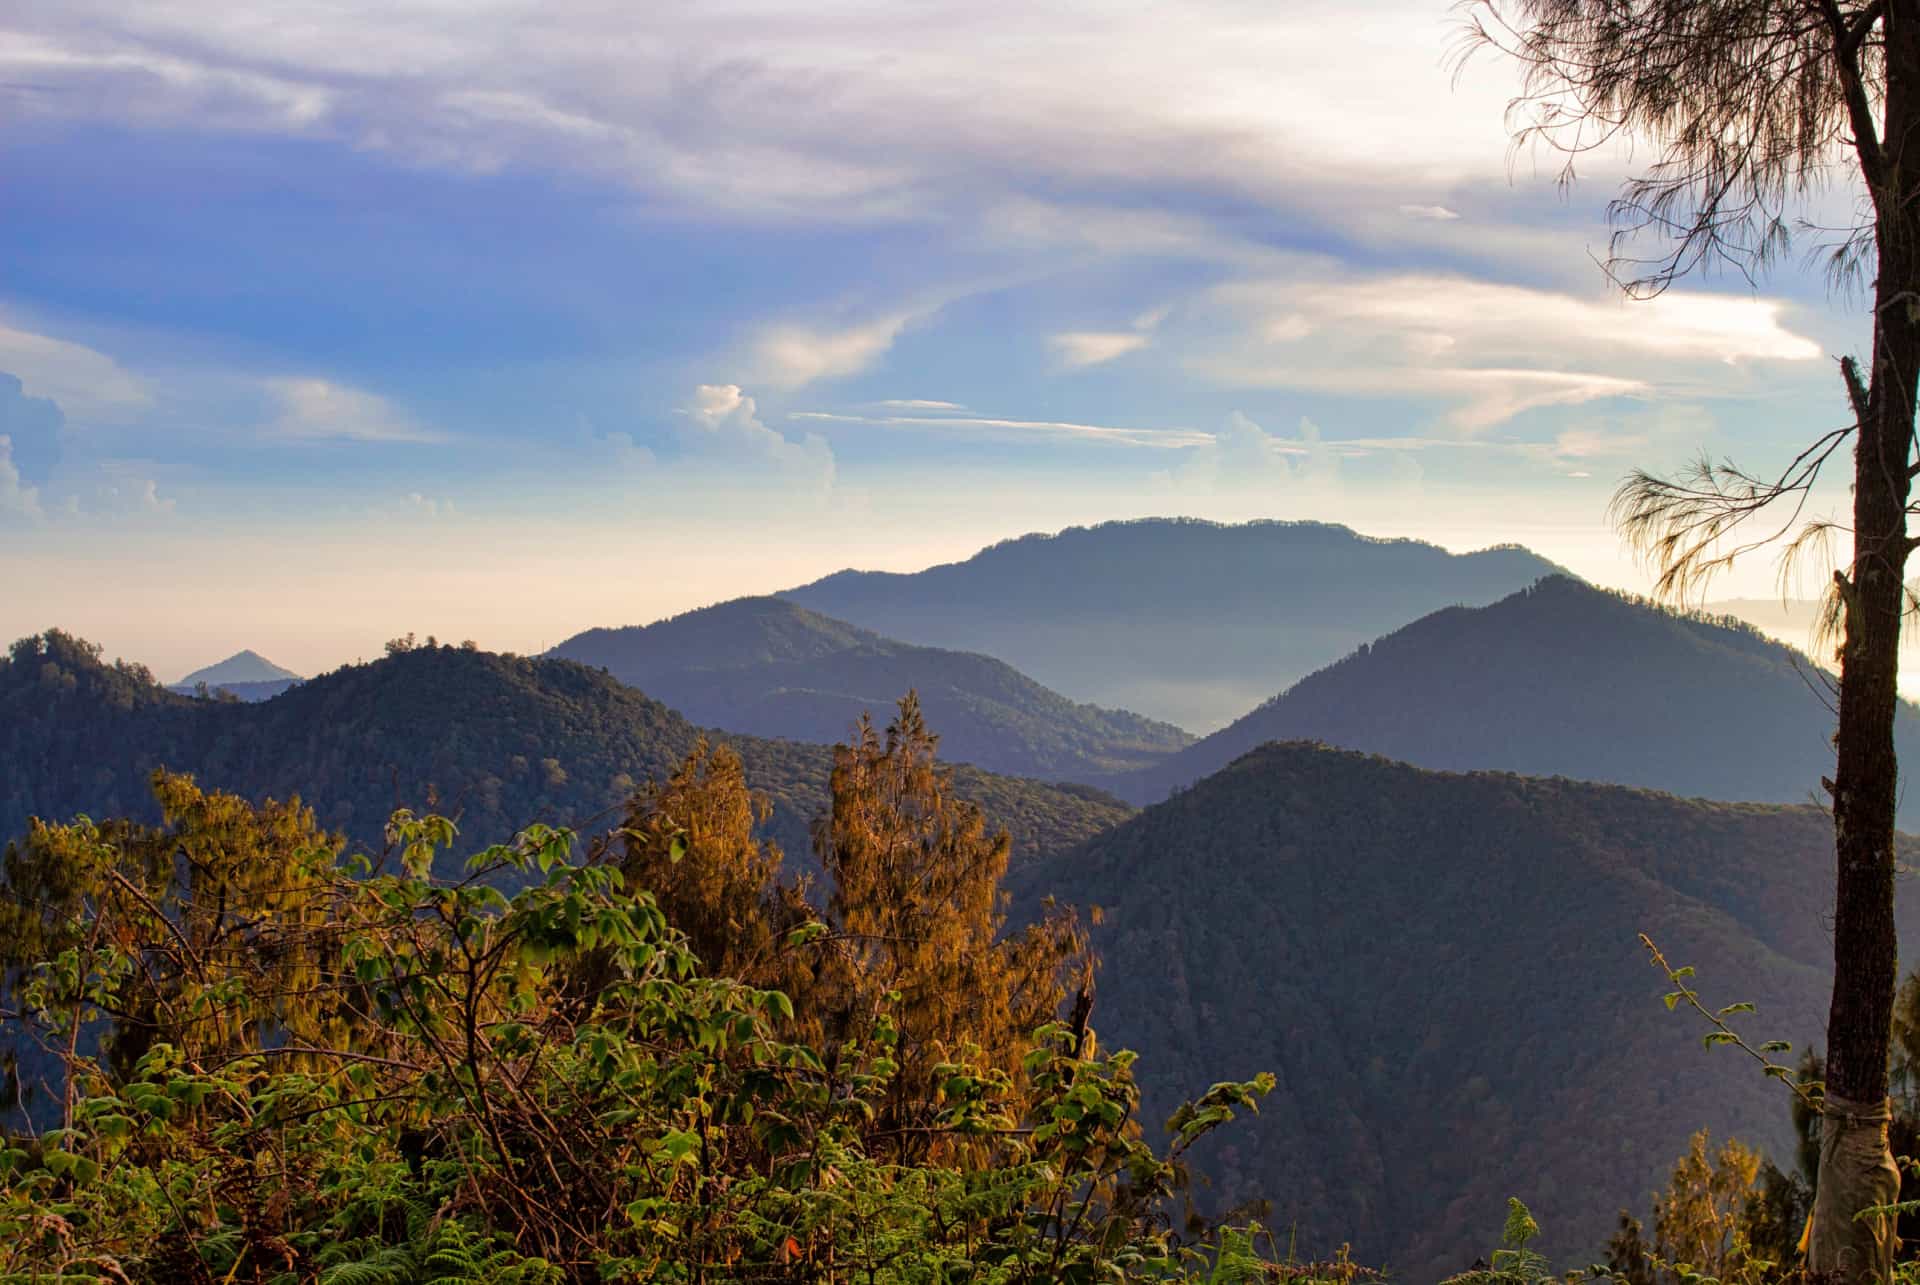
[0, 320, 150, 423]
[791, 408, 1209, 448]
[0, 1, 1540, 236]
[750, 315, 911, 389]
[1171, 412, 1340, 491]
[1049, 331, 1150, 369]
[1193, 275, 1822, 430]
[681, 384, 835, 489]
[264, 377, 444, 443]
[1400, 203, 1461, 221]
[873, 399, 966, 411]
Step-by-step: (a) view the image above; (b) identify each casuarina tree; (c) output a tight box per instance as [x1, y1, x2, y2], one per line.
[1461, 2, 1919, 1278]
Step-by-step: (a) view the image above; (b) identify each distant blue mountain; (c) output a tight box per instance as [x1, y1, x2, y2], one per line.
[550, 597, 1191, 783]
[781, 517, 1563, 731]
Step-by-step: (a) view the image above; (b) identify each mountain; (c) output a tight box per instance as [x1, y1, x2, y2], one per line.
[549, 597, 1192, 783]
[178, 649, 301, 686]
[779, 517, 1564, 731]
[1118, 576, 1920, 826]
[0, 630, 1131, 872]
[1013, 742, 1916, 1279]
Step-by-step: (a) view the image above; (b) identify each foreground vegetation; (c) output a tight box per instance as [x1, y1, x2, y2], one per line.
[0, 698, 1362, 1283]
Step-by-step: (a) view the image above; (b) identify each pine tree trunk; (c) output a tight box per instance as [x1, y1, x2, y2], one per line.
[1811, 15, 1920, 1275]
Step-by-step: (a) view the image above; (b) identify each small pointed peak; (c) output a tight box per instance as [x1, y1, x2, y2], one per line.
[178, 650, 302, 686]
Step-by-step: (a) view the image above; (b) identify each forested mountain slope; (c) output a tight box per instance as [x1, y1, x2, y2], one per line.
[549, 597, 1191, 783]
[0, 631, 1131, 868]
[1014, 743, 1917, 1280]
[1117, 576, 1920, 826]
[781, 517, 1562, 730]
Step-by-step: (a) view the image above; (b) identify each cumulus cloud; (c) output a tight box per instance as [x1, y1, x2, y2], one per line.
[0, 370, 65, 484]
[1049, 331, 1150, 369]
[1172, 412, 1337, 489]
[0, 437, 42, 519]
[1193, 275, 1822, 430]
[680, 384, 835, 490]
[264, 377, 445, 443]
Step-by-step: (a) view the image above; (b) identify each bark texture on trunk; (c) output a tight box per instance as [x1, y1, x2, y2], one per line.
[1811, 8, 1920, 1278]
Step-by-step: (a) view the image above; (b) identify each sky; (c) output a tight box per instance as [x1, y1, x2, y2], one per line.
[0, 0, 1878, 681]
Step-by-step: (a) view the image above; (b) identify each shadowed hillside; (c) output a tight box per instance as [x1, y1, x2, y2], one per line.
[549, 596, 1191, 783]
[1116, 576, 1920, 826]
[1014, 742, 1920, 1279]
[781, 517, 1563, 730]
[0, 630, 1132, 870]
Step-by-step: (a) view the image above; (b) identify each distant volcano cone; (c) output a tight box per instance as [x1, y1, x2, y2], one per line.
[177, 649, 302, 687]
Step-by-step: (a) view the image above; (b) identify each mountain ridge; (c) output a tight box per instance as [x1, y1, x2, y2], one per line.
[1111, 575, 1920, 825]
[549, 596, 1191, 783]
[780, 517, 1566, 730]
[1014, 740, 1914, 1279]
[1, 630, 1130, 873]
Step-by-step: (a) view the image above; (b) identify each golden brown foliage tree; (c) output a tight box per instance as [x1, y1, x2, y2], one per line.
[617, 739, 813, 993]
[808, 694, 1092, 1159]
[611, 702, 1095, 1163]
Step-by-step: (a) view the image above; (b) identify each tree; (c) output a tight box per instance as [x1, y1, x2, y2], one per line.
[0, 772, 346, 1127]
[809, 694, 1093, 1161]
[1461, 3, 1920, 1275]
[616, 739, 812, 991]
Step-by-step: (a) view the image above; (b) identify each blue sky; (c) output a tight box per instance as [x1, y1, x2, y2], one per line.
[0, 0, 1874, 679]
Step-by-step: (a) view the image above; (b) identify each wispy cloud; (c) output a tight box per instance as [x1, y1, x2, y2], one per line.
[792, 408, 1210, 448]
[1192, 275, 1821, 429]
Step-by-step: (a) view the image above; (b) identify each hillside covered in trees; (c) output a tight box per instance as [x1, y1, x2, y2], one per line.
[550, 596, 1191, 783]
[1015, 742, 1920, 1279]
[781, 518, 1562, 730]
[1114, 577, 1920, 824]
[0, 630, 1131, 870]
